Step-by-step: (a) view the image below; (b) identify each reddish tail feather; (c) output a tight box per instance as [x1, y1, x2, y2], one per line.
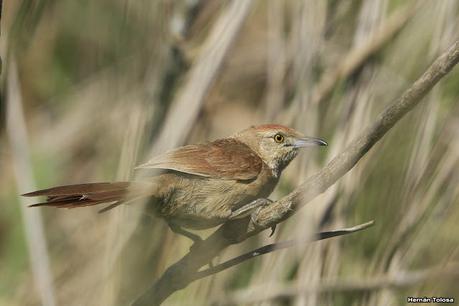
[23, 182, 153, 213]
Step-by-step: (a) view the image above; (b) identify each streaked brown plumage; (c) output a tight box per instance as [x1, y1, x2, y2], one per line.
[24, 124, 327, 241]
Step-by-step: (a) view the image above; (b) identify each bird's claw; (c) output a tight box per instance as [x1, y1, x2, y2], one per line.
[248, 199, 277, 237]
[250, 206, 263, 227]
[269, 225, 277, 237]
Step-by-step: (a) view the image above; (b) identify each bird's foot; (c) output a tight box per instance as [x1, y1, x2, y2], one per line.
[245, 199, 278, 237]
[229, 198, 273, 220]
[269, 224, 277, 237]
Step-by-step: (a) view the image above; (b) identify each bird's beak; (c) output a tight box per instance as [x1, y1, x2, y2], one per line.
[293, 137, 328, 148]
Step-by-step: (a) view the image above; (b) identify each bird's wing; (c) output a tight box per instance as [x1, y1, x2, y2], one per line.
[136, 138, 262, 180]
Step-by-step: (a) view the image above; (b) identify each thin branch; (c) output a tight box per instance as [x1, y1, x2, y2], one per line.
[193, 221, 374, 281]
[218, 262, 459, 305]
[131, 40, 459, 306]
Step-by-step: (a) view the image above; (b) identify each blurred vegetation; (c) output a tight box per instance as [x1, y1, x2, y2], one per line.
[1, 0, 459, 305]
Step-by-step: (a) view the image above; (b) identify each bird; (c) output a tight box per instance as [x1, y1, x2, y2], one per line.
[23, 124, 327, 242]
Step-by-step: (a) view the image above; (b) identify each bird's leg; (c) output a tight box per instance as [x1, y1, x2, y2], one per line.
[167, 223, 216, 267]
[168, 223, 214, 266]
[167, 222, 203, 244]
[233, 198, 277, 236]
[229, 198, 273, 220]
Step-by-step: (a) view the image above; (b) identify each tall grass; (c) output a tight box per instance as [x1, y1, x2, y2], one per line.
[0, 0, 458, 305]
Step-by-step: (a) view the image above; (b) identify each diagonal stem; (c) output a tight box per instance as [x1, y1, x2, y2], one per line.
[193, 221, 374, 281]
[131, 40, 459, 306]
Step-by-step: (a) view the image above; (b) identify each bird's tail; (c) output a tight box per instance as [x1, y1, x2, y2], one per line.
[23, 181, 156, 213]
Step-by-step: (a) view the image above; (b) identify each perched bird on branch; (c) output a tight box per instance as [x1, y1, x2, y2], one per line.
[23, 124, 327, 242]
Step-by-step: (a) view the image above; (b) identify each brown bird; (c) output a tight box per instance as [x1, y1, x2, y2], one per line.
[23, 124, 327, 242]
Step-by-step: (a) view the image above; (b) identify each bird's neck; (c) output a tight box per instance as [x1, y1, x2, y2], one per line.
[230, 135, 296, 178]
[268, 150, 298, 178]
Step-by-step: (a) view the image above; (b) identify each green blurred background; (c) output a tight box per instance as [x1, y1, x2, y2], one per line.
[1, 0, 459, 305]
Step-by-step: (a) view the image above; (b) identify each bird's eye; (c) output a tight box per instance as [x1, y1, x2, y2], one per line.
[274, 133, 284, 143]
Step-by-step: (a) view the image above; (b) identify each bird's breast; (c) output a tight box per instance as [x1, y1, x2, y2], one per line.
[155, 167, 278, 229]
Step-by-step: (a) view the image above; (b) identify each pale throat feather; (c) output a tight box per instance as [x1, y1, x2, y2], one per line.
[266, 149, 298, 178]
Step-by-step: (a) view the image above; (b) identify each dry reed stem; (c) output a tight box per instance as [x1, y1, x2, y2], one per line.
[219, 262, 459, 305]
[149, 0, 254, 154]
[310, 3, 415, 106]
[6, 60, 56, 306]
[369, 5, 458, 304]
[265, 0, 286, 120]
[280, 1, 416, 126]
[254, 40, 459, 230]
[131, 37, 459, 306]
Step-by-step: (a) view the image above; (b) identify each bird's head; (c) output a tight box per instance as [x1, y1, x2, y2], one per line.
[233, 124, 327, 177]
